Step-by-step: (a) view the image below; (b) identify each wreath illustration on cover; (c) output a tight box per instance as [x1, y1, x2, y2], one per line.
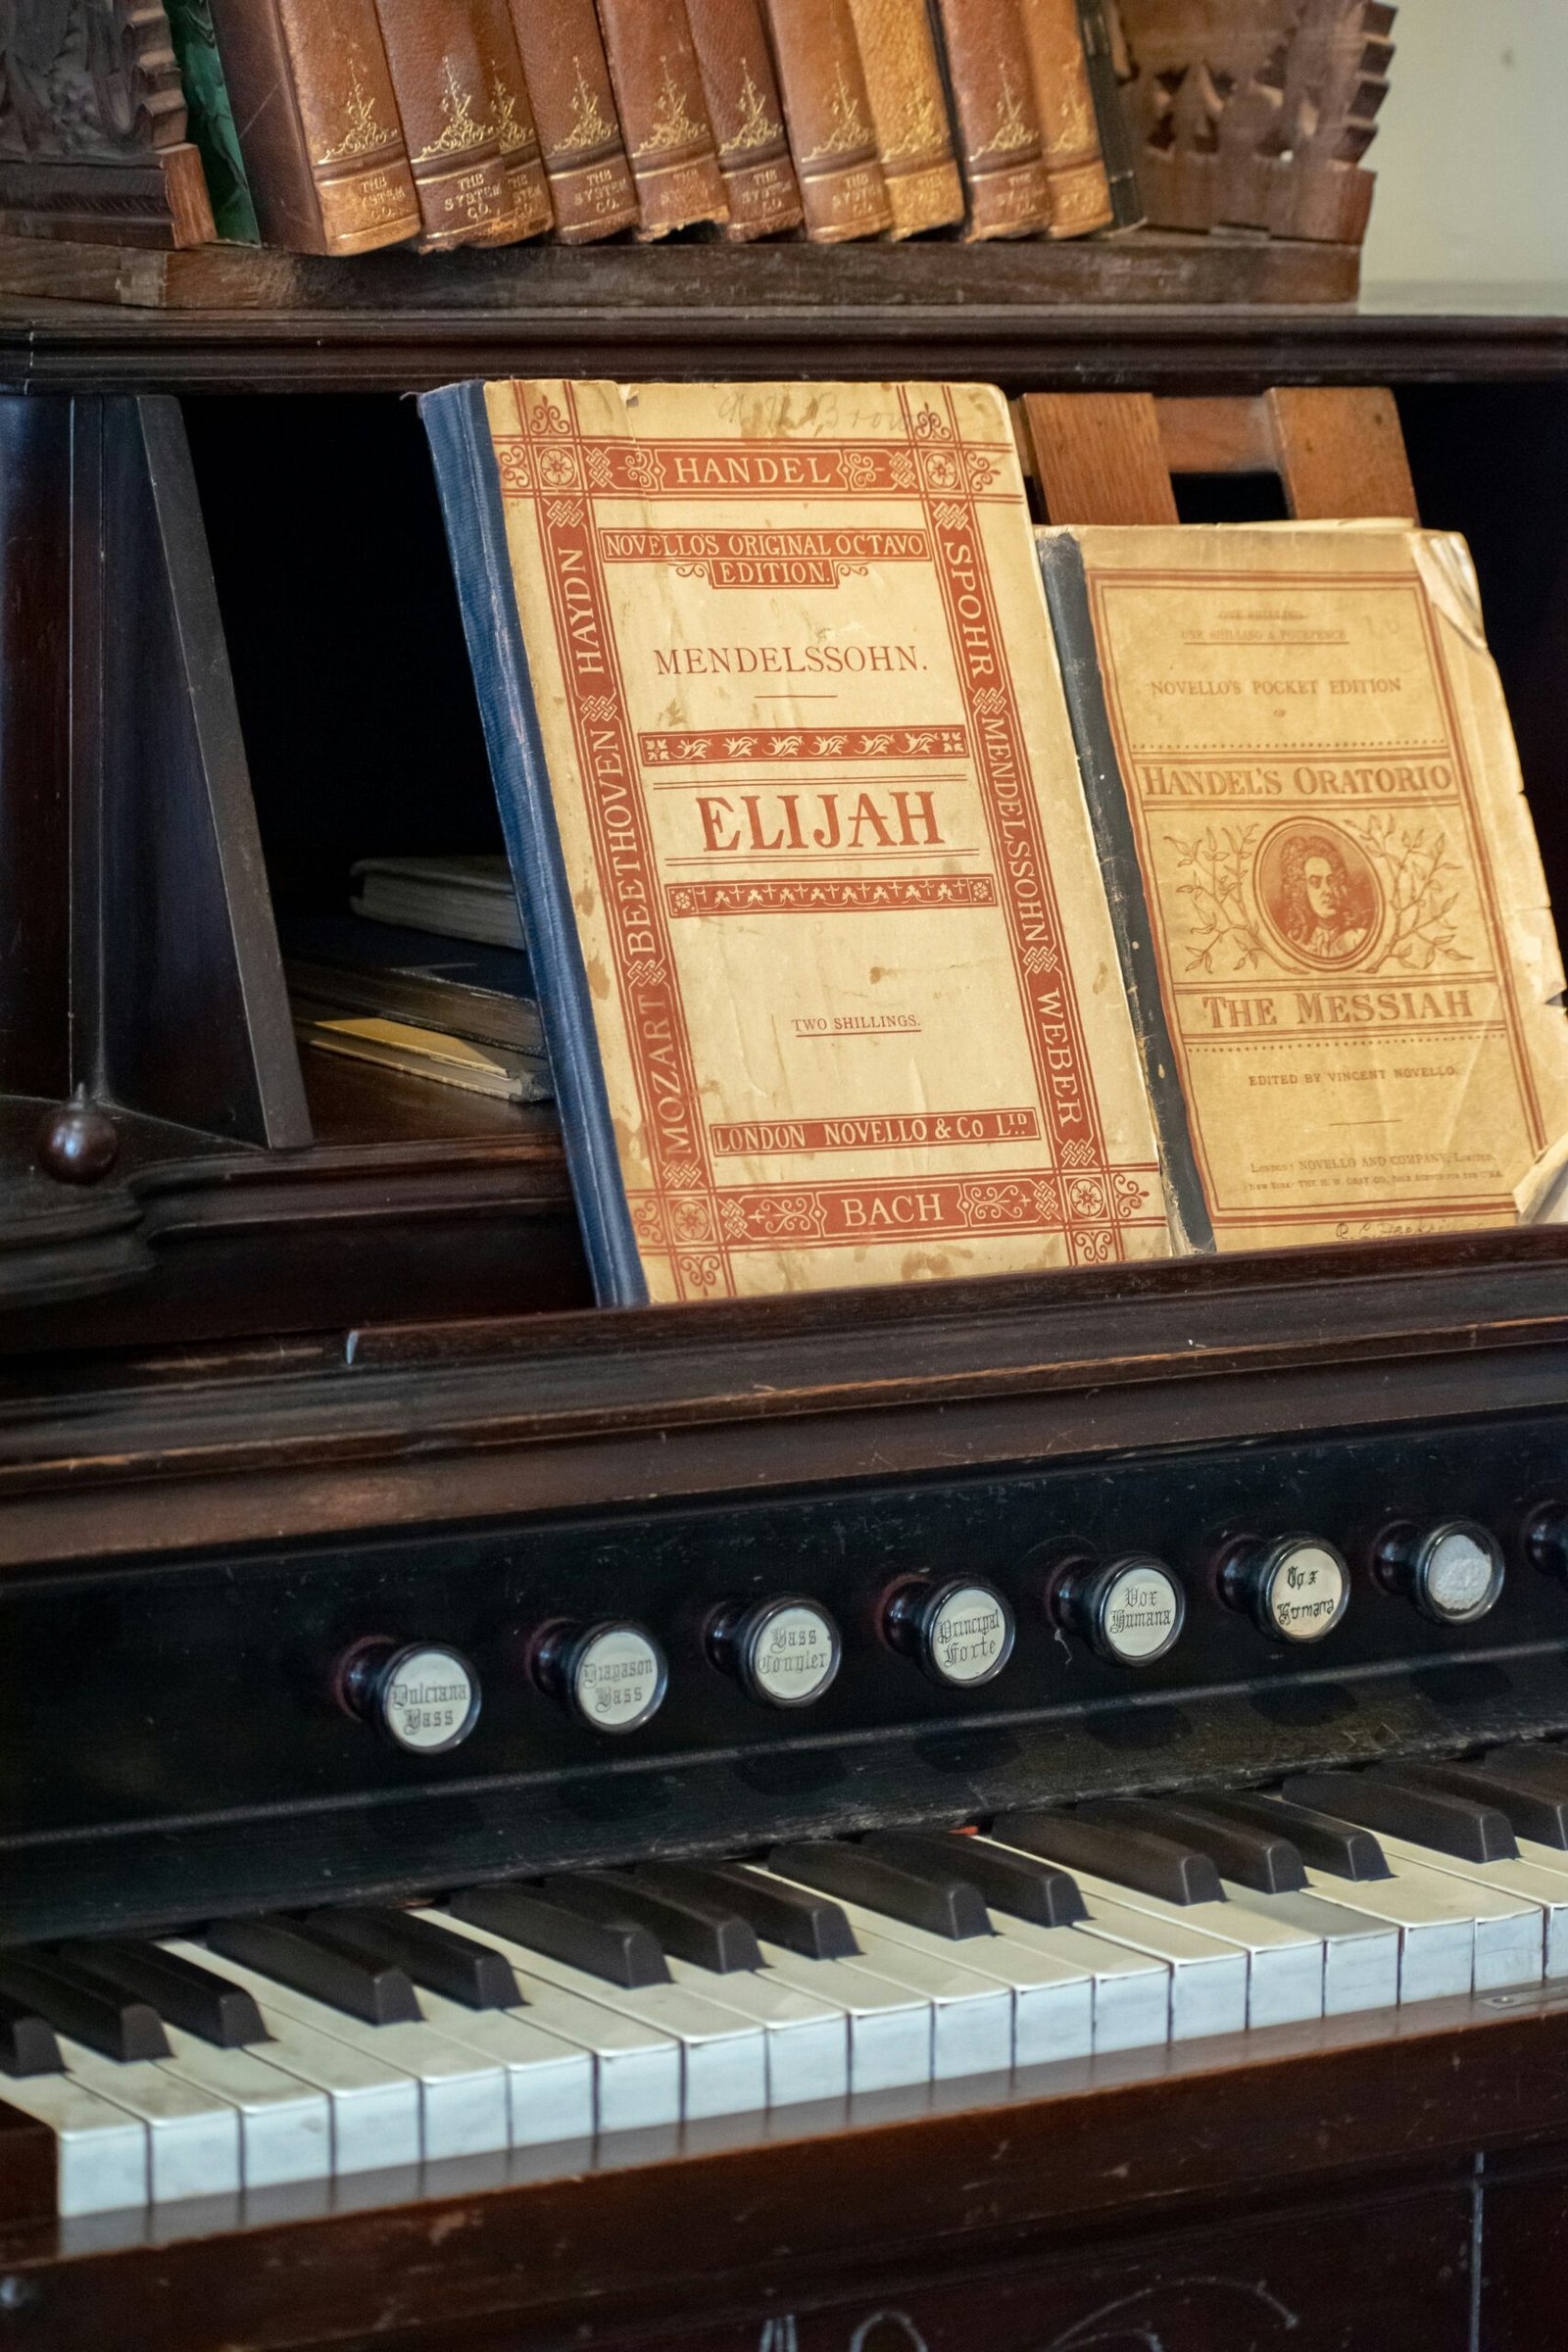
[1168, 813, 1472, 976]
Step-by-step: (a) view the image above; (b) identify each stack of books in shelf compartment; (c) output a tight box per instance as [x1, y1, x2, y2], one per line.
[283, 859, 551, 1105]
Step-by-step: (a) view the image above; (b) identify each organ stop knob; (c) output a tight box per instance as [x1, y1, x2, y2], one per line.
[1217, 1533, 1350, 1646]
[882, 1577, 1014, 1688]
[1050, 1552, 1186, 1667]
[1373, 1518, 1505, 1625]
[708, 1596, 843, 1707]
[335, 1639, 481, 1755]
[531, 1619, 668, 1735]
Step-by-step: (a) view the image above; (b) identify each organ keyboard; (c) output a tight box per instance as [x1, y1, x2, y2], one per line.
[12, 1242, 1568, 2348]
[13, 1750, 1568, 2218]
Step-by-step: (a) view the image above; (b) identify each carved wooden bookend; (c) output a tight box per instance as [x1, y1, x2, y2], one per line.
[0, 0, 215, 248]
[0, 394, 309, 1161]
[1116, 0, 1394, 244]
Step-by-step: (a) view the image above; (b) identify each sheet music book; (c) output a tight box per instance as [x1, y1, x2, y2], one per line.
[1040, 520, 1568, 1249]
[421, 375, 1186, 1303]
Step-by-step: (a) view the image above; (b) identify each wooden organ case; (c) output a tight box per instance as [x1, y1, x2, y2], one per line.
[4, 260, 1568, 2352]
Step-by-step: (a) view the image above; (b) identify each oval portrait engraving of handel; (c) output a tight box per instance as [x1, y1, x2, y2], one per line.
[1255, 818, 1383, 969]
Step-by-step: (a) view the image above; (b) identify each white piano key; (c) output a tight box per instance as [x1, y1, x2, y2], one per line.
[156, 2026, 331, 2189]
[748, 1941, 934, 2094]
[987, 1848, 1324, 2031]
[1045, 1888, 1246, 2041]
[0, 2068, 148, 2217]
[59, 2038, 241, 2205]
[1513, 1838, 1568, 1966]
[425, 1912, 682, 2133]
[912, 1907, 1169, 2057]
[1369, 1835, 1553, 1987]
[1295, 1866, 1475, 2001]
[170, 1939, 503, 2164]
[402, 1989, 596, 2149]
[1217, 1886, 1400, 2017]
[445, 1935, 767, 2123]
[662, 1956, 850, 2106]
[759, 1867, 1063, 2076]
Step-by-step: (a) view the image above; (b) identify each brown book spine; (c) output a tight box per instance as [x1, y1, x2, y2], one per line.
[761, 0, 892, 242]
[929, 0, 1054, 237]
[467, 0, 555, 241]
[594, 0, 730, 238]
[845, 0, 963, 237]
[205, 0, 420, 255]
[372, 0, 512, 249]
[506, 0, 639, 242]
[1017, 0, 1111, 234]
[683, 0, 804, 240]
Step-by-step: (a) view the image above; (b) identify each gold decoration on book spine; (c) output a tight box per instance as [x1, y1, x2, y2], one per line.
[726, 59, 783, 153]
[411, 58, 487, 163]
[975, 61, 1034, 159]
[316, 53, 396, 165]
[634, 56, 703, 156]
[565, 55, 612, 149]
[877, 86, 944, 164]
[800, 64, 871, 163]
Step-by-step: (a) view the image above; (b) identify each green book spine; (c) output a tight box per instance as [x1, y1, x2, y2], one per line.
[166, 0, 264, 245]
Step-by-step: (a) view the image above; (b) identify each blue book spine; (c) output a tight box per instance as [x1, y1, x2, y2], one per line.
[418, 381, 649, 1307]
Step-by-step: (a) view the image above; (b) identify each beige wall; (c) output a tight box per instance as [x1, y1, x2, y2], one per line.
[1361, 0, 1568, 291]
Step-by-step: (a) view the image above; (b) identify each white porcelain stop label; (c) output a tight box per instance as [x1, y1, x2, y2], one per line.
[384, 1650, 476, 1751]
[929, 1586, 1011, 1685]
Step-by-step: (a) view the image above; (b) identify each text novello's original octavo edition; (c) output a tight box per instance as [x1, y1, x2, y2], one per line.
[454, 377, 1175, 1300]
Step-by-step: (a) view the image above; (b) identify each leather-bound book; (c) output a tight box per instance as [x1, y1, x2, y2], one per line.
[505, 0, 639, 242]
[761, 0, 892, 242]
[845, 0, 964, 237]
[1075, 0, 1144, 227]
[594, 0, 730, 238]
[205, 0, 420, 254]
[467, 0, 555, 241]
[1016, 0, 1112, 234]
[683, 0, 804, 240]
[927, 0, 1054, 238]
[373, 0, 513, 249]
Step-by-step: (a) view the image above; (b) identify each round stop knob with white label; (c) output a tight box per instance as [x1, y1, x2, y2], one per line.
[532, 1619, 668, 1736]
[708, 1596, 843, 1708]
[1373, 1518, 1504, 1625]
[1051, 1552, 1185, 1667]
[1218, 1533, 1350, 1645]
[337, 1639, 481, 1755]
[883, 1577, 1015, 1689]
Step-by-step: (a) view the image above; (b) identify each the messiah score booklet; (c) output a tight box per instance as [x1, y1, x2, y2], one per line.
[422, 378, 1180, 1303]
[1040, 522, 1568, 1250]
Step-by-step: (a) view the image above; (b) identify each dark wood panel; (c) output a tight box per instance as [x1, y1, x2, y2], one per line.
[1, 289, 1566, 401]
[4, 1225, 1568, 1563]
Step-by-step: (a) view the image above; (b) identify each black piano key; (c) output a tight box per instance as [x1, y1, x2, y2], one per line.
[53, 1937, 270, 2049]
[1078, 1796, 1307, 1895]
[1484, 1744, 1568, 1797]
[0, 1990, 63, 2079]
[769, 1841, 992, 1939]
[301, 1909, 521, 2010]
[449, 1884, 670, 1988]
[990, 1810, 1223, 1907]
[860, 1830, 1088, 1928]
[1190, 1790, 1392, 1881]
[0, 1952, 170, 2062]
[205, 1918, 421, 2026]
[1283, 1771, 1518, 1864]
[541, 1873, 762, 1975]
[1370, 1758, 1568, 1850]
[631, 1861, 861, 1961]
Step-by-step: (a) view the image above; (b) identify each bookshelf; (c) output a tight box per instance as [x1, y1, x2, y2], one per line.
[0, 270, 1566, 1344]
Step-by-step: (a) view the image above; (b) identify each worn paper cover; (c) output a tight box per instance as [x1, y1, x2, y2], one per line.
[1051, 522, 1568, 1249]
[483, 378, 1172, 1299]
